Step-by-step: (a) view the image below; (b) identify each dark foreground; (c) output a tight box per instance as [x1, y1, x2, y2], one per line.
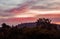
[0, 18, 60, 39]
[0, 26, 60, 39]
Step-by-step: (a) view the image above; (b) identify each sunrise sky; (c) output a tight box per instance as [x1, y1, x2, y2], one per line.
[0, 0, 60, 25]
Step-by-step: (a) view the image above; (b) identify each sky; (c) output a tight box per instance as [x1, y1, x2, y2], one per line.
[0, 0, 60, 25]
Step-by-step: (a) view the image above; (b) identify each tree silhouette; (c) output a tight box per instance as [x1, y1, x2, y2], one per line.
[1, 23, 10, 28]
[43, 18, 51, 24]
[36, 18, 51, 27]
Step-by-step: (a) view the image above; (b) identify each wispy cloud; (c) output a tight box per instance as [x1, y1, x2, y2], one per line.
[0, 0, 27, 9]
[32, 0, 60, 10]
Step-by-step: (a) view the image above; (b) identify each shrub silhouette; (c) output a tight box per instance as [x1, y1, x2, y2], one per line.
[1, 23, 10, 28]
[36, 18, 52, 29]
[36, 18, 51, 26]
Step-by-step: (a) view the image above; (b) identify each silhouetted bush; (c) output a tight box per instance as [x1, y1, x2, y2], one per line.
[36, 18, 51, 26]
[1, 23, 11, 28]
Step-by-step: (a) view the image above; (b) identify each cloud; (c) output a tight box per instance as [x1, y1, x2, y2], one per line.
[0, 0, 29, 12]
[0, 0, 60, 19]
[0, 0, 60, 25]
[0, 0, 29, 18]
[32, 0, 60, 10]
[0, 0, 60, 12]
[26, 10, 60, 14]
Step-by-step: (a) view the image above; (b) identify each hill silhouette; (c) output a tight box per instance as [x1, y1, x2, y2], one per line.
[0, 18, 60, 39]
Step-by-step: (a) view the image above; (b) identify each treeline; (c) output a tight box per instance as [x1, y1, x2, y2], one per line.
[0, 18, 60, 39]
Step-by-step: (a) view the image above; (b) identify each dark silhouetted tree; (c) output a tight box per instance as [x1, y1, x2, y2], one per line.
[36, 18, 51, 26]
[1, 23, 10, 28]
